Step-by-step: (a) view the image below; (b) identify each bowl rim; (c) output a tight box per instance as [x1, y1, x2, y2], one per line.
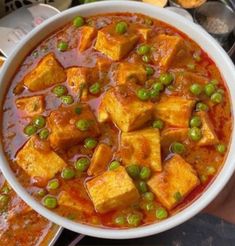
[1, 1, 235, 239]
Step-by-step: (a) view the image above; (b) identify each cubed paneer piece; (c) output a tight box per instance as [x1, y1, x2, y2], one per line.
[66, 67, 98, 99]
[48, 104, 100, 150]
[94, 23, 139, 61]
[152, 34, 185, 70]
[23, 53, 66, 91]
[78, 26, 97, 52]
[161, 128, 188, 150]
[116, 62, 147, 85]
[196, 112, 218, 146]
[96, 58, 112, 79]
[148, 154, 200, 210]
[137, 27, 151, 40]
[88, 143, 113, 176]
[154, 96, 195, 128]
[98, 86, 153, 132]
[16, 136, 66, 180]
[15, 95, 45, 117]
[58, 191, 93, 215]
[86, 166, 139, 213]
[119, 128, 161, 172]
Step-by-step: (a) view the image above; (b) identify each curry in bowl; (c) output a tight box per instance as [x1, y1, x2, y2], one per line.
[1, 13, 232, 228]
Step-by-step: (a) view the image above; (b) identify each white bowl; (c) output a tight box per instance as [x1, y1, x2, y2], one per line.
[1, 1, 235, 239]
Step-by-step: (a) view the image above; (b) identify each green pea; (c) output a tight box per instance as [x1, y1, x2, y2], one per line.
[204, 83, 216, 97]
[60, 95, 74, 105]
[142, 192, 154, 202]
[75, 157, 90, 171]
[137, 44, 151, 55]
[196, 102, 208, 112]
[84, 137, 98, 149]
[211, 92, 223, 104]
[188, 127, 202, 141]
[190, 83, 202, 96]
[171, 142, 185, 154]
[146, 66, 154, 76]
[61, 167, 75, 180]
[143, 202, 155, 212]
[24, 125, 37, 136]
[145, 18, 153, 26]
[153, 82, 164, 92]
[126, 165, 140, 179]
[89, 82, 101, 95]
[206, 166, 216, 175]
[193, 52, 201, 62]
[142, 55, 150, 63]
[174, 191, 182, 202]
[33, 115, 46, 129]
[52, 85, 68, 97]
[0, 194, 9, 212]
[127, 213, 142, 227]
[42, 195, 57, 209]
[73, 16, 85, 27]
[32, 50, 39, 58]
[189, 116, 202, 128]
[216, 144, 226, 154]
[75, 107, 82, 115]
[114, 215, 126, 225]
[37, 189, 47, 197]
[1, 186, 10, 194]
[210, 79, 219, 85]
[57, 41, 68, 52]
[159, 73, 174, 85]
[200, 174, 208, 184]
[47, 179, 59, 190]
[152, 119, 164, 129]
[115, 21, 128, 34]
[39, 128, 49, 140]
[156, 207, 168, 220]
[138, 181, 148, 193]
[140, 166, 151, 180]
[167, 85, 175, 91]
[150, 89, 159, 99]
[136, 88, 150, 101]
[109, 161, 121, 171]
[187, 63, 195, 70]
[76, 119, 90, 131]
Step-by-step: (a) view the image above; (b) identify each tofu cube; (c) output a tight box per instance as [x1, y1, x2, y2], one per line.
[196, 112, 218, 146]
[16, 136, 66, 180]
[98, 86, 153, 132]
[152, 34, 185, 70]
[119, 128, 161, 172]
[88, 143, 113, 176]
[58, 191, 93, 215]
[23, 53, 66, 91]
[15, 95, 45, 117]
[78, 26, 97, 52]
[86, 166, 139, 213]
[148, 154, 200, 210]
[116, 62, 147, 85]
[48, 104, 100, 150]
[154, 96, 195, 128]
[66, 67, 98, 99]
[94, 23, 139, 61]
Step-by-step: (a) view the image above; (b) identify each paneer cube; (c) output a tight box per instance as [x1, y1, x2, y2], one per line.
[98, 86, 153, 132]
[148, 154, 200, 210]
[23, 53, 66, 91]
[196, 112, 218, 146]
[78, 26, 97, 52]
[152, 34, 185, 70]
[119, 128, 161, 172]
[96, 58, 112, 79]
[16, 136, 66, 180]
[48, 104, 100, 150]
[58, 191, 93, 215]
[137, 27, 151, 40]
[154, 96, 195, 127]
[116, 62, 147, 85]
[66, 67, 98, 99]
[15, 95, 45, 117]
[88, 143, 113, 176]
[94, 23, 139, 61]
[86, 166, 139, 213]
[161, 128, 188, 150]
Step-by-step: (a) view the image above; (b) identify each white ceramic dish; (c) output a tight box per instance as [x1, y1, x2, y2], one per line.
[0, 1, 235, 239]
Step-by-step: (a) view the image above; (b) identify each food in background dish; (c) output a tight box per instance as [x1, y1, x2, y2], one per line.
[174, 0, 206, 8]
[0, 56, 5, 68]
[1, 12, 231, 228]
[142, 0, 167, 7]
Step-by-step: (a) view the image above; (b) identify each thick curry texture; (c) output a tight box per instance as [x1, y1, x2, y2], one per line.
[0, 13, 232, 228]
